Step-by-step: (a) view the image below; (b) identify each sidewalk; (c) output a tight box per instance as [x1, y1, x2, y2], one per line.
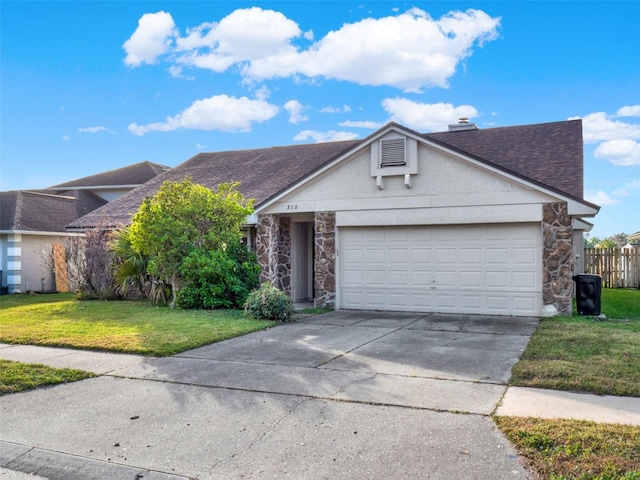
[1, 342, 639, 426]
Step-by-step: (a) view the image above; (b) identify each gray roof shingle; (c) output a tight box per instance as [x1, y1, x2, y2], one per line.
[1, 190, 107, 233]
[49, 161, 170, 189]
[68, 120, 590, 229]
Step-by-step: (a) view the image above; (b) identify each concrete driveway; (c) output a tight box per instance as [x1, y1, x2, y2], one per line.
[0, 311, 538, 479]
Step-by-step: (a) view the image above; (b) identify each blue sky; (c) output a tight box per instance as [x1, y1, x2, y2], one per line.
[1, 1, 638, 239]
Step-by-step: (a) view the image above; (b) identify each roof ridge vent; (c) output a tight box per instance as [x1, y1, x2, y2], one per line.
[448, 118, 479, 132]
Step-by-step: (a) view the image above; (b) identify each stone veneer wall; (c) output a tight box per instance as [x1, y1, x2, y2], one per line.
[255, 215, 292, 294]
[314, 211, 336, 307]
[277, 217, 292, 295]
[542, 202, 574, 315]
[256, 215, 279, 286]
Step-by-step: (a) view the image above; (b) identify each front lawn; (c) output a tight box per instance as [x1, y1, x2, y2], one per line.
[0, 293, 273, 356]
[510, 288, 640, 397]
[496, 417, 640, 480]
[498, 289, 640, 479]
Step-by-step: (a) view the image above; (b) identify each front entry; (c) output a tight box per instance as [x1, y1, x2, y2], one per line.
[292, 221, 314, 302]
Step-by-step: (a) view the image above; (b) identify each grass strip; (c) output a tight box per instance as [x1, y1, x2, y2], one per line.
[495, 416, 640, 480]
[510, 289, 640, 397]
[0, 360, 95, 395]
[0, 293, 273, 356]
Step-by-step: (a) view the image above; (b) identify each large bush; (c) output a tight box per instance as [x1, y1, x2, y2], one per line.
[175, 243, 260, 309]
[115, 178, 257, 308]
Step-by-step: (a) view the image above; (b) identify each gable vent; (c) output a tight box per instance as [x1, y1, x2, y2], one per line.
[380, 138, 406, 167]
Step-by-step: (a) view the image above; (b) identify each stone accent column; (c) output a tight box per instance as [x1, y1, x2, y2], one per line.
[256, 214, 280, 286]
[278, 217, 292, 295]
[542, 202, 574, 315]
[314, 211, 336, 308]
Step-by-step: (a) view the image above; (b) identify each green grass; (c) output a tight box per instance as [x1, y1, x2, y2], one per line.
[0, 293, 273, 356]
[0, 359, 95, 395]
[495, 417, 640, 480]
[510, 289, 640, 397]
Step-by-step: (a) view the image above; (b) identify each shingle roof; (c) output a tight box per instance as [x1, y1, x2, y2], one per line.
[68, 140, 362, 228]
[425, 119, 584, 199]
[49, 161, 170, 189]
[68, 120, 589, 229]
[1, 190, 107, 233]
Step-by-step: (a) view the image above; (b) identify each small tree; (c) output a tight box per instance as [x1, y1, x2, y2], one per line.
[124, 178, 255, 308]
[52, 228, 117, 299]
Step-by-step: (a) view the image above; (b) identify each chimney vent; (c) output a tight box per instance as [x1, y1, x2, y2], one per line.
[448, 118, 479, 132]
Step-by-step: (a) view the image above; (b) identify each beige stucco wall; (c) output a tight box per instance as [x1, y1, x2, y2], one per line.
[1, 233, 67, 293]
[261, 142, 559, 225]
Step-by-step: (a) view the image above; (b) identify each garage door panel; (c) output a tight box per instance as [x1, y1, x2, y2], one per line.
[339, 225, 541, 316]
[512, 247, 537, 264]
[435, 271, 457, 286]
[366, 270, 386, 286]
[512, 271, 536, 289]
[460, 248, 482, 264]
[435, 248, 457, 263]
[460, 271, 482, 288]
[486, 248, 509, 264]
[343, 270, 363, 286]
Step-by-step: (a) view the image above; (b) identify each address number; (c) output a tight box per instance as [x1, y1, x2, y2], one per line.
[286, 204, 299, 210]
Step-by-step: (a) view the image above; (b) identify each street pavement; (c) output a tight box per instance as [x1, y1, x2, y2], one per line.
[1, 311, 638, 479]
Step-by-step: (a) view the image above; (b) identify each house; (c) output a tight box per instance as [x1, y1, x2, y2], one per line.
[0, 161, 170, 294]
[69, 120, 599, 316]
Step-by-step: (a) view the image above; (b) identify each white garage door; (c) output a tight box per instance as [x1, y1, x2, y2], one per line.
[339, 224, 542, 316]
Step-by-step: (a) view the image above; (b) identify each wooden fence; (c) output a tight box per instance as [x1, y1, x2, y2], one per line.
[584, 247, 640, 288]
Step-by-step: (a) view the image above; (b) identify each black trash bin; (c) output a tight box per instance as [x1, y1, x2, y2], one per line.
[572, 274, 602, 316]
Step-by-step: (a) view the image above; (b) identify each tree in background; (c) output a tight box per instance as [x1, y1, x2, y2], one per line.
[119, 178, 258, 308]
[584, 232, 629, 248]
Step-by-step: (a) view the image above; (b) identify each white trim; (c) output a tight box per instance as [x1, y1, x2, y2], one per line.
[572, 218, 594, 231]
[44, 184, 143, 191]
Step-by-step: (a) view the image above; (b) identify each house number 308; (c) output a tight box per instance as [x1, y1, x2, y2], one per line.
[286, 204, 299, 210]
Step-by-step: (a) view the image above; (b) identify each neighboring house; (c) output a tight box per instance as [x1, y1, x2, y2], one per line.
[628, 231, 640, 245]
[0, 161, 170, 294]
[70, 120, 599, 317]
[46, 160, 171, 201]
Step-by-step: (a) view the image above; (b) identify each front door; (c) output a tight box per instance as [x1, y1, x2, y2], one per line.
[292, 222, 314, 301]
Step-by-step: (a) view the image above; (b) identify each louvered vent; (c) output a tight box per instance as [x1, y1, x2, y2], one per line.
[380, 138, 406, 167]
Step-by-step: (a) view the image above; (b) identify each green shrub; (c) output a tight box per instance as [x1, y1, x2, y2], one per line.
[176, 243, 260, 309]
[244, 283, 294, 322]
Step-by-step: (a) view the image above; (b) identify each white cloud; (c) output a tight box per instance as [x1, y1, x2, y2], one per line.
[617, 105, 640, 117]
[78, 126, 115, 135]
[123, 11, 177, 67]
[293, 130, 359, 143]
[175, 7, 301, 72]
[585, 190, 618, 206]
[246, 8, 500, 92]
[338, 120, 384, 129]
[382, 98, 478, 131]
[572, 107, 640, 167]
[284, 100, 308, 123]
[167, 65, 194, 80]
[320, 105, 351, 114]
[126, 7, 500, 91]
[62, 135, 70, 142]
[595, 139, 640, 166]
[612, 180, 640, 198]
[573, 111, 640, 143]
[128, 94, 278, 136]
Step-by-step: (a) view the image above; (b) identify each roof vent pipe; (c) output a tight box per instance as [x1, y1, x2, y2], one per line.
[448, 118, 479, 132]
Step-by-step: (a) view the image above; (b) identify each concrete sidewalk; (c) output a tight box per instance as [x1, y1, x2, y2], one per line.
[2, 342, 638, 426]
[1, 312, 639, 479]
